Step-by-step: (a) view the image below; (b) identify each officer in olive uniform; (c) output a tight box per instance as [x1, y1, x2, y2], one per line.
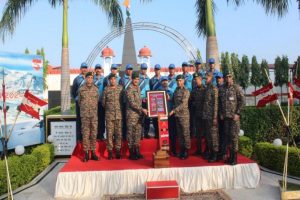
[202, 73, 219, 162]
[93, 64, 105, 140]
[219, 72, 245, 165]
[78, 72, 99, 162]
[126, 72, 148, 160]
[120, 64, 133, 140]
[169, 75, 190, 160]
[190, 73, 206, 155]
[71, 62, 88, 141]
[102, 74, 123, 160]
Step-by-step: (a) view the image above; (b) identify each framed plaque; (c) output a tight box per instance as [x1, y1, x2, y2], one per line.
[147, 91, 168, 118]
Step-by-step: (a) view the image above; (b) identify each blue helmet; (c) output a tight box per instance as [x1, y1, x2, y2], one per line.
[126, 64, 133, 70]
[81, 62, 88, 68]
[141, 63, 148, 69]
[154, 64, 161, 70]
[111, 64, 118, 69]
[208, 58, 215, 64]
[168, 64, 175, 69]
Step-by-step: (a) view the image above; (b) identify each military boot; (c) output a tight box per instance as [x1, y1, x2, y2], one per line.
[91, 150, 99, 161]
[129, 148, 137, 160]
[115, 149, 121, 159]
[208, 151, 217, 162]
[83, 151, 89, 162]
[108, 150, 113, 160]
[135, 147, 144, 159]
[179, 148, 188, 160]
[203, 148, 210, 160]
[229, 150, 237, 165]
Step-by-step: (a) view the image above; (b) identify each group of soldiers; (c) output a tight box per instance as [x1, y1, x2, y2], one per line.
[72, 58, 245, 165]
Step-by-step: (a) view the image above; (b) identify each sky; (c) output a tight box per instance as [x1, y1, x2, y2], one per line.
[0, 0, 300, 68]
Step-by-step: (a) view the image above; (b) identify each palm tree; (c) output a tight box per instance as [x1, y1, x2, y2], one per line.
[195, 0, 290, 70]
[0, 0, 123, 114]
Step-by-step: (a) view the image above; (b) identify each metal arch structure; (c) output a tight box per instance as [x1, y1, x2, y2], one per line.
[86, 22, 198, 66]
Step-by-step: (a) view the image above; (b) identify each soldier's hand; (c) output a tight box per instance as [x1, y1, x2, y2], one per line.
[169, 110, 174, 116]
[213, 119, 217, 126]
[142, 109, 148, 115]
[233, 114, 240, 121]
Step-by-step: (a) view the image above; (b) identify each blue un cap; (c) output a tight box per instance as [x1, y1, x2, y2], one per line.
[154, 64, 161, 70]
[208, 58, 215, 64]
[111, 64, 118, 69]
[168, 64, 175, 69]
[81, 62, 88, 68]
[95, 64, 102, 69]
[216, 72, 223, 78]
[182, 62, 188, 67]
[195, 59, 202, 65]
[161, 76, 168, 82]
[126, 64, 133, 70]
[141, 63, 148, 69]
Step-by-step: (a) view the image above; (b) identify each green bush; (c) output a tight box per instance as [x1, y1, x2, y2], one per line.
[241, 106, 300, 144]
[238, 136, 253, 158]
[255, 142, 300, 177]
[44, 103, 76, 116]
[0, 144, 54, 195]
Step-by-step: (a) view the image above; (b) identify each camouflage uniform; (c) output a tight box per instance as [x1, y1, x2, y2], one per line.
[78, 83, 99, 151]
[173, 87, 191, 150]
[102, 85, 123, 151]
[120, 74, 132, 139]
[219, 84, 245, 152]
[94, 74, 105, 140]
[217, 84, 226, 157]
[126, 84, 143, 148]
[190, 84, 206, 152]
[202, 83, 219, 154]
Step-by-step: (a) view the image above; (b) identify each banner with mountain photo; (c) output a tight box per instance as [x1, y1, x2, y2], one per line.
[0, 51, 46, 150]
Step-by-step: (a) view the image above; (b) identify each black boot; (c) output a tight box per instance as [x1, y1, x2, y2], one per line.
[83, 151, 89, 162]
[208, 151, 217, 162]
[193, 144, 202, 156]
[129, 148, 137, 160]
[229, 150, 237, 165]
[108, 150, 113, 160]
[135, 147, 144, 159]
[115, 149, 121, 159]
[91, 150, 99, 161]
[179, 148, 188, 160]
[203, 148, 210, 160]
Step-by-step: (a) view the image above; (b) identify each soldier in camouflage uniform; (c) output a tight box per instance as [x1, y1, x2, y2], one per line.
[169, 75, 190, 160]
[202, 73, 219, 162]
[78, 72, 99, 162]
[189, 73, 206, 156]
[219, 73, 245, 165]
[126, 72, 148, 160]
[102, 74, 123, 160]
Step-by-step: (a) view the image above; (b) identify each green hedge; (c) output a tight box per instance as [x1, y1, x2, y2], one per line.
[0, 144, 54, 195]
[241, 106, 300, 144]
[255, 142, 300, 177]
[238, 136, 253, 158]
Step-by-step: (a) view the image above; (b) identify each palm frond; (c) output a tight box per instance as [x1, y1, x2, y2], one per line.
[195, 0, 217, 37]
[92, 0, 124, 29]
[254, 0, 290, 17]
[227, 0, 245, 6]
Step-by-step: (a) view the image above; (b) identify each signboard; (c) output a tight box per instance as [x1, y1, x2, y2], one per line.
[46, 115, 77, 156]
[147, 91, 168, 118]
[0, 51, 45, 150]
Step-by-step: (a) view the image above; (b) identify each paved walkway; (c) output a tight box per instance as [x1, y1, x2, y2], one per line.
[2, 159, 300, 200]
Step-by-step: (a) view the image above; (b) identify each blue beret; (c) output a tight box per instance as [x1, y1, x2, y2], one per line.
[154, 64, 161, 70]
[141, 63, 148, 69]
[81, 62, 88, 68]
[95, 64, 102, 69]
[208, 58, 215, 64]
[195, 59, 202, 65]
[126, 64, 133, 70]
[111, 64, 118, 69]
[161, 76, 168, 81]
[168, 64, 175, 69]
[216, 72, 223, 78]
[182, 62, 188, 67]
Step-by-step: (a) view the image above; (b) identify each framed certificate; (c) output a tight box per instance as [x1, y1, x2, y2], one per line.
[147, 91, 168, 118]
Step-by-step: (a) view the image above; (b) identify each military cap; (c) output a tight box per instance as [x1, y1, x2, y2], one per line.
[168, 64, 175, 69]
[81, 62, 88, 68]
[126, 64, 133, 70]
[85, 72, 93, 77]
[208, 58, 215, 64]
[111, 64, 118, 69]
[195, 59, 202, 65]
[216, 72, 223, 78]
[182, 62, 188, 67]
[95, 64, 102, 69]
[132, 72, 140, 79]
[140, 63, 148, 69]
[176, 74, 184, 81]
[108, 73, 116, 79]
[193, 72, 202, 79]
[154, 64, 161, 70]
[161, 76, 168, 81]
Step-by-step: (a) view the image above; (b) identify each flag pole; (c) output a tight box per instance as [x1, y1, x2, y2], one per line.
[7, 77, 34, 142]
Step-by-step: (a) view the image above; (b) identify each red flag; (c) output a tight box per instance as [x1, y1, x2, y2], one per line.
[252, 83, 273, 96]
[257, 94, 278, 108]
[294, 90, 300, 100]
[19, 90, 48, 119]
[294, 77, 300, 88]
[288, 82, 294, 105]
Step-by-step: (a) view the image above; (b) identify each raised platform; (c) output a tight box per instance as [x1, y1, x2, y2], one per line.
[55, 139, 260, 199]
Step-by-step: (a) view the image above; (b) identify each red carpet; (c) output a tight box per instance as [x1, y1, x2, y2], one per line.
[61, 139, 255, 172]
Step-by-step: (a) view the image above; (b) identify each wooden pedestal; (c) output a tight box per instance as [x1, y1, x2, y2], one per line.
[153, 150, 170, 168]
